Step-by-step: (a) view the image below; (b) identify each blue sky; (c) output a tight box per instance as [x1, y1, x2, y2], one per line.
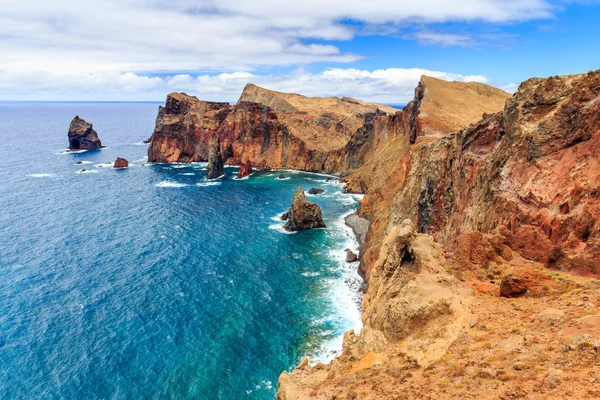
[1, 0, 599, 103]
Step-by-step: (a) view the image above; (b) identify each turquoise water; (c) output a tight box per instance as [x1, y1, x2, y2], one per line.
[0, 103, 362, 399]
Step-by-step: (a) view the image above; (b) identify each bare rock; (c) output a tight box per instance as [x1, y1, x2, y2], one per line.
[283, 188, 326, 231]
[237, 160, 252, 178]
[113, 157, 129, 169]
[345, 250, 358, 262]
[308, 188, 325, 195]
[68, 116, 102, 150]
[206, 136, 224, 180]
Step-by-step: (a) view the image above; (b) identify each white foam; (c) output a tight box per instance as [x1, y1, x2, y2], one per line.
[172, 165, 187, 169]
[305, 208, 364, 365]
[234, 173, 253, 180]
[301, 271, 321, 277]
[270, 212, 286, 222]
[156, 181, 188, 188]
[305, 190, 326, 197]
[179, 172, 195, 176]
[74, 161, 93, 165]
[75, 169, 97, 174]
[276, 177, 290, 181]
[57, 149, 87, 154]
[26, 173, 55, 178]
[134, 141, 149, 146]
[268, 223, 296, 235]
[195, 181, 221, 187]
[95, 162, 113, 168]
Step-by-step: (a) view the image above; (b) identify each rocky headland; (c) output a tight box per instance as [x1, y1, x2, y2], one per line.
[68, 116, 102, 150]
[148, 72, 600, 399]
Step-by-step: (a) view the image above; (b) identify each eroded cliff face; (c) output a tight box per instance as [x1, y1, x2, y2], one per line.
[277, 71, 600, 399]
[404, 75, 510, 143]
[147, 75, 600, 398]
[148, 85, 399, 173]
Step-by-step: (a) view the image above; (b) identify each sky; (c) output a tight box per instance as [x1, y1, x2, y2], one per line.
[1, 0, 599, 103]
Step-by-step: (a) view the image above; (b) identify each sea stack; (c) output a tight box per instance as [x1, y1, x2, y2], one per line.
[206, 136, 224, 180]
[68, 116, 102, 150]
[114, 157, 129, 169]
[237, 160, 252, 178]
[282, 188, 326, 231]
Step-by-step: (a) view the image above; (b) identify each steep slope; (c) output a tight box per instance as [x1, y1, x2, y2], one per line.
[277, 71, 600, 399]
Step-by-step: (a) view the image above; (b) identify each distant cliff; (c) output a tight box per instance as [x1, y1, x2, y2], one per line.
[148, 84, 399, 173]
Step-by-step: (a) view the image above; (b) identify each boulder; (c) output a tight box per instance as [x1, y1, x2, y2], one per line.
[308, 188, 325, 195]
[345, 250, 358, 262]
[237, 160, 252, 178]
[283, 188, 326, 231]
[68, 116, 102, 150]
[499, 269, 552, 298]
[114, 157, 129, 169]
[279, 173, 286, 179]
[206, 136, 224, 180]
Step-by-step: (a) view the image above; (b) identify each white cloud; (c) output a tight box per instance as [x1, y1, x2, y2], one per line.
[0, 0, 555, 78]
[413, 32, 475, 47]
[0, 67, 510, 103]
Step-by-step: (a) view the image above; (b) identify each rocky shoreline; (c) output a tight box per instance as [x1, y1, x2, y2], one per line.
[146, 71, 600, 399]
[344, 213, 369, 247]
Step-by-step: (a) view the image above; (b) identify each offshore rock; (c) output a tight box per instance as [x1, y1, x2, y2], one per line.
[68, 116, 102, 150]
[307, 188, 325, 195]
[345, 250, 358, 262]
[283, 188, 326, 231]
[113, 157, 129, 169]
[206, 136, 224, 180]
[237, 160, 252, 178]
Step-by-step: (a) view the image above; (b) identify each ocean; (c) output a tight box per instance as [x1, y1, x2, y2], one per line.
[0, 102, 363, 399]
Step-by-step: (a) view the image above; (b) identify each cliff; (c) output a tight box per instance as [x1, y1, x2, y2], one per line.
[404, 76, 510, 143]
[148, 85, 400, 172]
[146, 74, 600, 398]
[277, 71, 600, 399]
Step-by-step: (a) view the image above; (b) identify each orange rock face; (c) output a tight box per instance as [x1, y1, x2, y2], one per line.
[113, 157, 128, 169]
[237, 160, 252, 178]
[148, 85, 399, 173]
[277, 71, 600, 400]
[365, 71, 600, 277]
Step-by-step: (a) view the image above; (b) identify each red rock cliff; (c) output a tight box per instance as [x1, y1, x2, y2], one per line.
[276, 70, 600, 400]
[148, 85, 400, 173]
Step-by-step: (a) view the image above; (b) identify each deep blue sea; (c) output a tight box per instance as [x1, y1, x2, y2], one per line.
[0, 103, 363, 399]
